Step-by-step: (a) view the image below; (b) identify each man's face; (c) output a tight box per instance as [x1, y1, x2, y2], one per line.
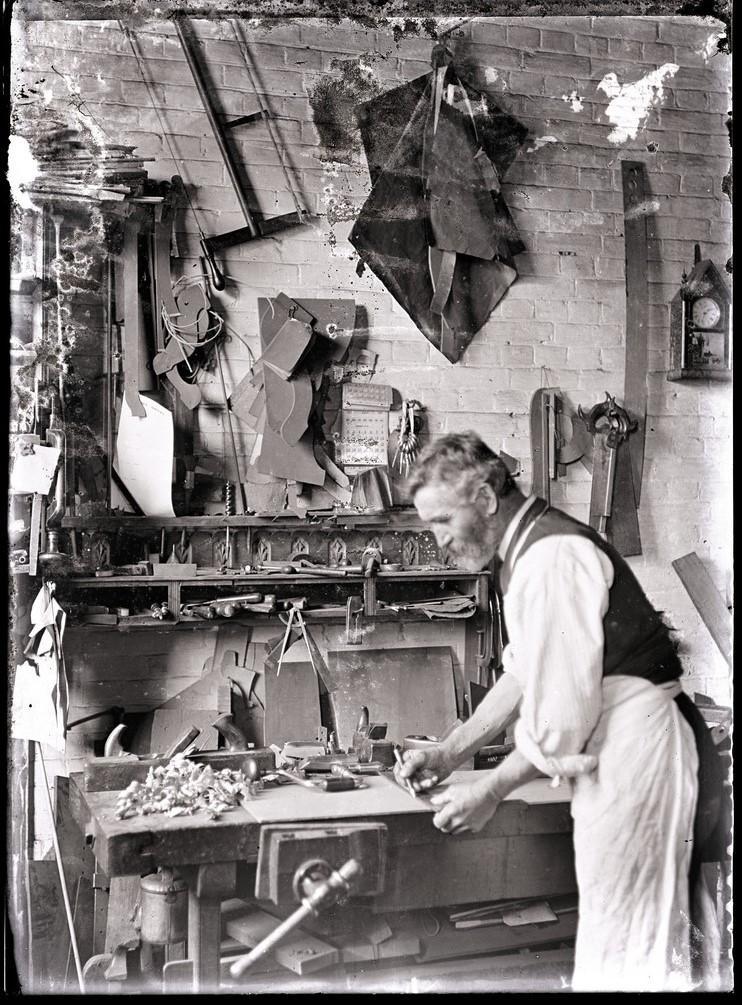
[413, 479, 498, 571]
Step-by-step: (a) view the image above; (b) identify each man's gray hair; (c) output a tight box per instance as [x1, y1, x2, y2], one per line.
[406, 431, 515, 499]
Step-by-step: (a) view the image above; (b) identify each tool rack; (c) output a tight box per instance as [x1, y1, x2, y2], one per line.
[51, 512, 494, 713]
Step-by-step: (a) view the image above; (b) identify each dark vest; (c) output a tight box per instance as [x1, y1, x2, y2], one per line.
[499, 499, 683, 685]
[497, 497, 727, 885]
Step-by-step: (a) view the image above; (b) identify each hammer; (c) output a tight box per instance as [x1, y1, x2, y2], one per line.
[361, 546, 383, 578]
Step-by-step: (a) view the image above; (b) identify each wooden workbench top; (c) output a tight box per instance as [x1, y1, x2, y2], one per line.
[71, 771, 572, 881]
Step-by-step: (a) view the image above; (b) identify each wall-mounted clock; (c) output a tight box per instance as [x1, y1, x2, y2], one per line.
[669, 244, 732, 381]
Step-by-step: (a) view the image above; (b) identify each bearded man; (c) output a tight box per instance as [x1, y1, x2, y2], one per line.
[396, 431, 724, 991]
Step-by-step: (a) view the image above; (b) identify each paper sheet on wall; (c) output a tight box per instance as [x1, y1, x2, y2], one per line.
[9, 443, 61, 495]
[336, 409, 389, 467]
[27, 582, 66, 654]
[113, 395, 175, 517]
[11, 658, 66, 751]
[22, 583, 69, 740]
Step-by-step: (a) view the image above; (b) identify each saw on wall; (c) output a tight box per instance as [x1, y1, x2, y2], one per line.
[529, 387, 592, 504]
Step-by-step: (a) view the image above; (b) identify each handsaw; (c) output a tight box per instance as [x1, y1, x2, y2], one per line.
[529, 388, 592, 502]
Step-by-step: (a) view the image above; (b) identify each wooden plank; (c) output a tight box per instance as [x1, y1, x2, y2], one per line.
[608, 440, 642, 557]
[29, 494, 42, 576]
[260, 316, 315, 380]
[256, 424, 326, 486]
[326, 646, 457, 751]
[257, 298, 355, 371]
[412, 905, 577, 962]
[263, 366, 313, 446]
[59, 511, 449, 531]
[121, 220, 147, 417]
[71, 771, 570, 876]
[104, 876, 140, 954]
[672, 552, 732, 665]
[185, 862, 236, 991]
[621, 160, 650, 506]
[9, 739, 33, 988]
[241, 771, 568, 826]
[337, 931, 420, 964]
[262, 657, 322, 748]
[226, 907, 339, 975]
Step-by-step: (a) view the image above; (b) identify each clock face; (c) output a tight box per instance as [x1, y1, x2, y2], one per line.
[692, 296, 722, 329]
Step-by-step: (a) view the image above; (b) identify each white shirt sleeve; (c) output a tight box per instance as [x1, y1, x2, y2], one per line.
[502, 534, 614, 779]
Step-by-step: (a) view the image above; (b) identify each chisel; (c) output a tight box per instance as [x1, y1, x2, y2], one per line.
[277, 769, 363, 792]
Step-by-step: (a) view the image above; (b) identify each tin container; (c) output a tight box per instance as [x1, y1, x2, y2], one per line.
[139, 868, 188, 945]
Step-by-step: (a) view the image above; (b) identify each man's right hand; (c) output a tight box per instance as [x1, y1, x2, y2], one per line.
[394, 745, 453, 792]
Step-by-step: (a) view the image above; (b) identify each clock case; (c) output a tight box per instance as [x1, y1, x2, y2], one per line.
[669, 249, 732, 382]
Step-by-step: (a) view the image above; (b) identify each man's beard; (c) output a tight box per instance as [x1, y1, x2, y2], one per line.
[445, 540, 492, 572]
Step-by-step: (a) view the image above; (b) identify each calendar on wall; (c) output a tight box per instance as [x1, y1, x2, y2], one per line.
[336, 409, 389, 467]
[341, 382, 393, 410]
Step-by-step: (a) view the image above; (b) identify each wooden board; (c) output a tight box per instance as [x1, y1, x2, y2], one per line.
[144, 625, 248, 753]
[672, 552, 732, 665]
[621, 161, 650, 508]
[609, 439, 642, 557]
[326, 646, 457, 750]
[257, 298, 355, 374]
[415, 906, 577, 962]
[226, 907, 339, 975]
[243, 772, 567, 825]
[72, 771, 571, 880]
[256, 424, 326, 486]
[263, 366, 313, 446]
[263, 657, 322, 748]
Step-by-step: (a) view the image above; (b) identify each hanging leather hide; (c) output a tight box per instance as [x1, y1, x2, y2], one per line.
[349, 64, 528, 363]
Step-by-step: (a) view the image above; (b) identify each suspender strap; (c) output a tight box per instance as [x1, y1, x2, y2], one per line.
[500, 497, 549, 592]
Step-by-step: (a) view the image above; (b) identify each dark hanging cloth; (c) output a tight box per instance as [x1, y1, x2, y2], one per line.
[349, 62, 528, 363]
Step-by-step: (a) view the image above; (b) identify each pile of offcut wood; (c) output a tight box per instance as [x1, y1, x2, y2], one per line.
[22, 121, 152, 203]
[115, 755, 252, 821]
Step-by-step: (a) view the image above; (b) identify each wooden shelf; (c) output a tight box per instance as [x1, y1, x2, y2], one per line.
[58, 569, 477, 588]
[65, 608, 456, 631]
[667, 368, 732, 382]
[60, 508, 430, 532]
[56, 568, 491, 637]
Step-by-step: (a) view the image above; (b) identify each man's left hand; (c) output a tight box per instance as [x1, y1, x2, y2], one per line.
[429, 777, 502, 834]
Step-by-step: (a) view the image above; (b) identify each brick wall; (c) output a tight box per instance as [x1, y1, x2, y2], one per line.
[12, 14, 732, 844]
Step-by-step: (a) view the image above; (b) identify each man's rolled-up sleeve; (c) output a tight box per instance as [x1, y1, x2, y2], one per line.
[503, 536, 614, 780]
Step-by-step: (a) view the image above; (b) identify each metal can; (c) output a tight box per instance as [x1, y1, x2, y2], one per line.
[138, 868, 188, 945]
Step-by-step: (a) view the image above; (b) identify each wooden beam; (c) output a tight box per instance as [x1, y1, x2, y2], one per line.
[621, 161, 650, 507]
[672, 552, 732, 666]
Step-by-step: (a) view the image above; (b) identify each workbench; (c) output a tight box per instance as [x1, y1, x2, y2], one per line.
[70, 769, 576, 992]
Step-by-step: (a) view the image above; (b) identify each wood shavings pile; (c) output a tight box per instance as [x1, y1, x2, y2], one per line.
[115, 756, 252, 821]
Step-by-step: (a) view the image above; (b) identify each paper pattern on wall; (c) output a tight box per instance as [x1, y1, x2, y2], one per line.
[11, 658, 66, 750]
[114, 395, 175, 517]
[10, 443, 61, 495]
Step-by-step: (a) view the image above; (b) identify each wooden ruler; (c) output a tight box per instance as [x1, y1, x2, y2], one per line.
[29, 493, 42, 576]
[621, 161, 649, 504]
[600, 161, 653, 557]
[121, 220, 146, 418]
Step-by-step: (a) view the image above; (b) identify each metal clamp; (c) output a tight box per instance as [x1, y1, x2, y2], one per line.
[229, 858, 361, 979]
[578, 392, 636, 449]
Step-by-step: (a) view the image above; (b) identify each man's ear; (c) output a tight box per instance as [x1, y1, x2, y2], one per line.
[476, 482, 499, 516]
